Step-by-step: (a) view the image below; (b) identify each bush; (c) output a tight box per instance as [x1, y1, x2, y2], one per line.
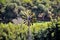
[0, 22, 54, 40]
[0, 23, 28, 40]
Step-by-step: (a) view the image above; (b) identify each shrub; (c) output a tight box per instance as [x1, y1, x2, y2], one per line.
[0, 23, 28, 40]
[0, 22, 55, 40]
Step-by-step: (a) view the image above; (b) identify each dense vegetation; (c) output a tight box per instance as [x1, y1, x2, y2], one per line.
[0, 22, 60, 40]
[0, 0, 60, 23]
[0, 0, 60, 40]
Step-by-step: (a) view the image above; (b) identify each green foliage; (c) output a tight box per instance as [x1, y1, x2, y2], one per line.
[0, 0, 6, 4]
[0, 0, 60, 40]
[0, 0, 60, 22]
[22, 0, 32, 3]
[0, 22, 55, 40]
[0, 23, 28, 40]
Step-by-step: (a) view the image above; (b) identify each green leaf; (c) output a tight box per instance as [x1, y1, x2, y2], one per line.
[0, 0, 6, 4]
